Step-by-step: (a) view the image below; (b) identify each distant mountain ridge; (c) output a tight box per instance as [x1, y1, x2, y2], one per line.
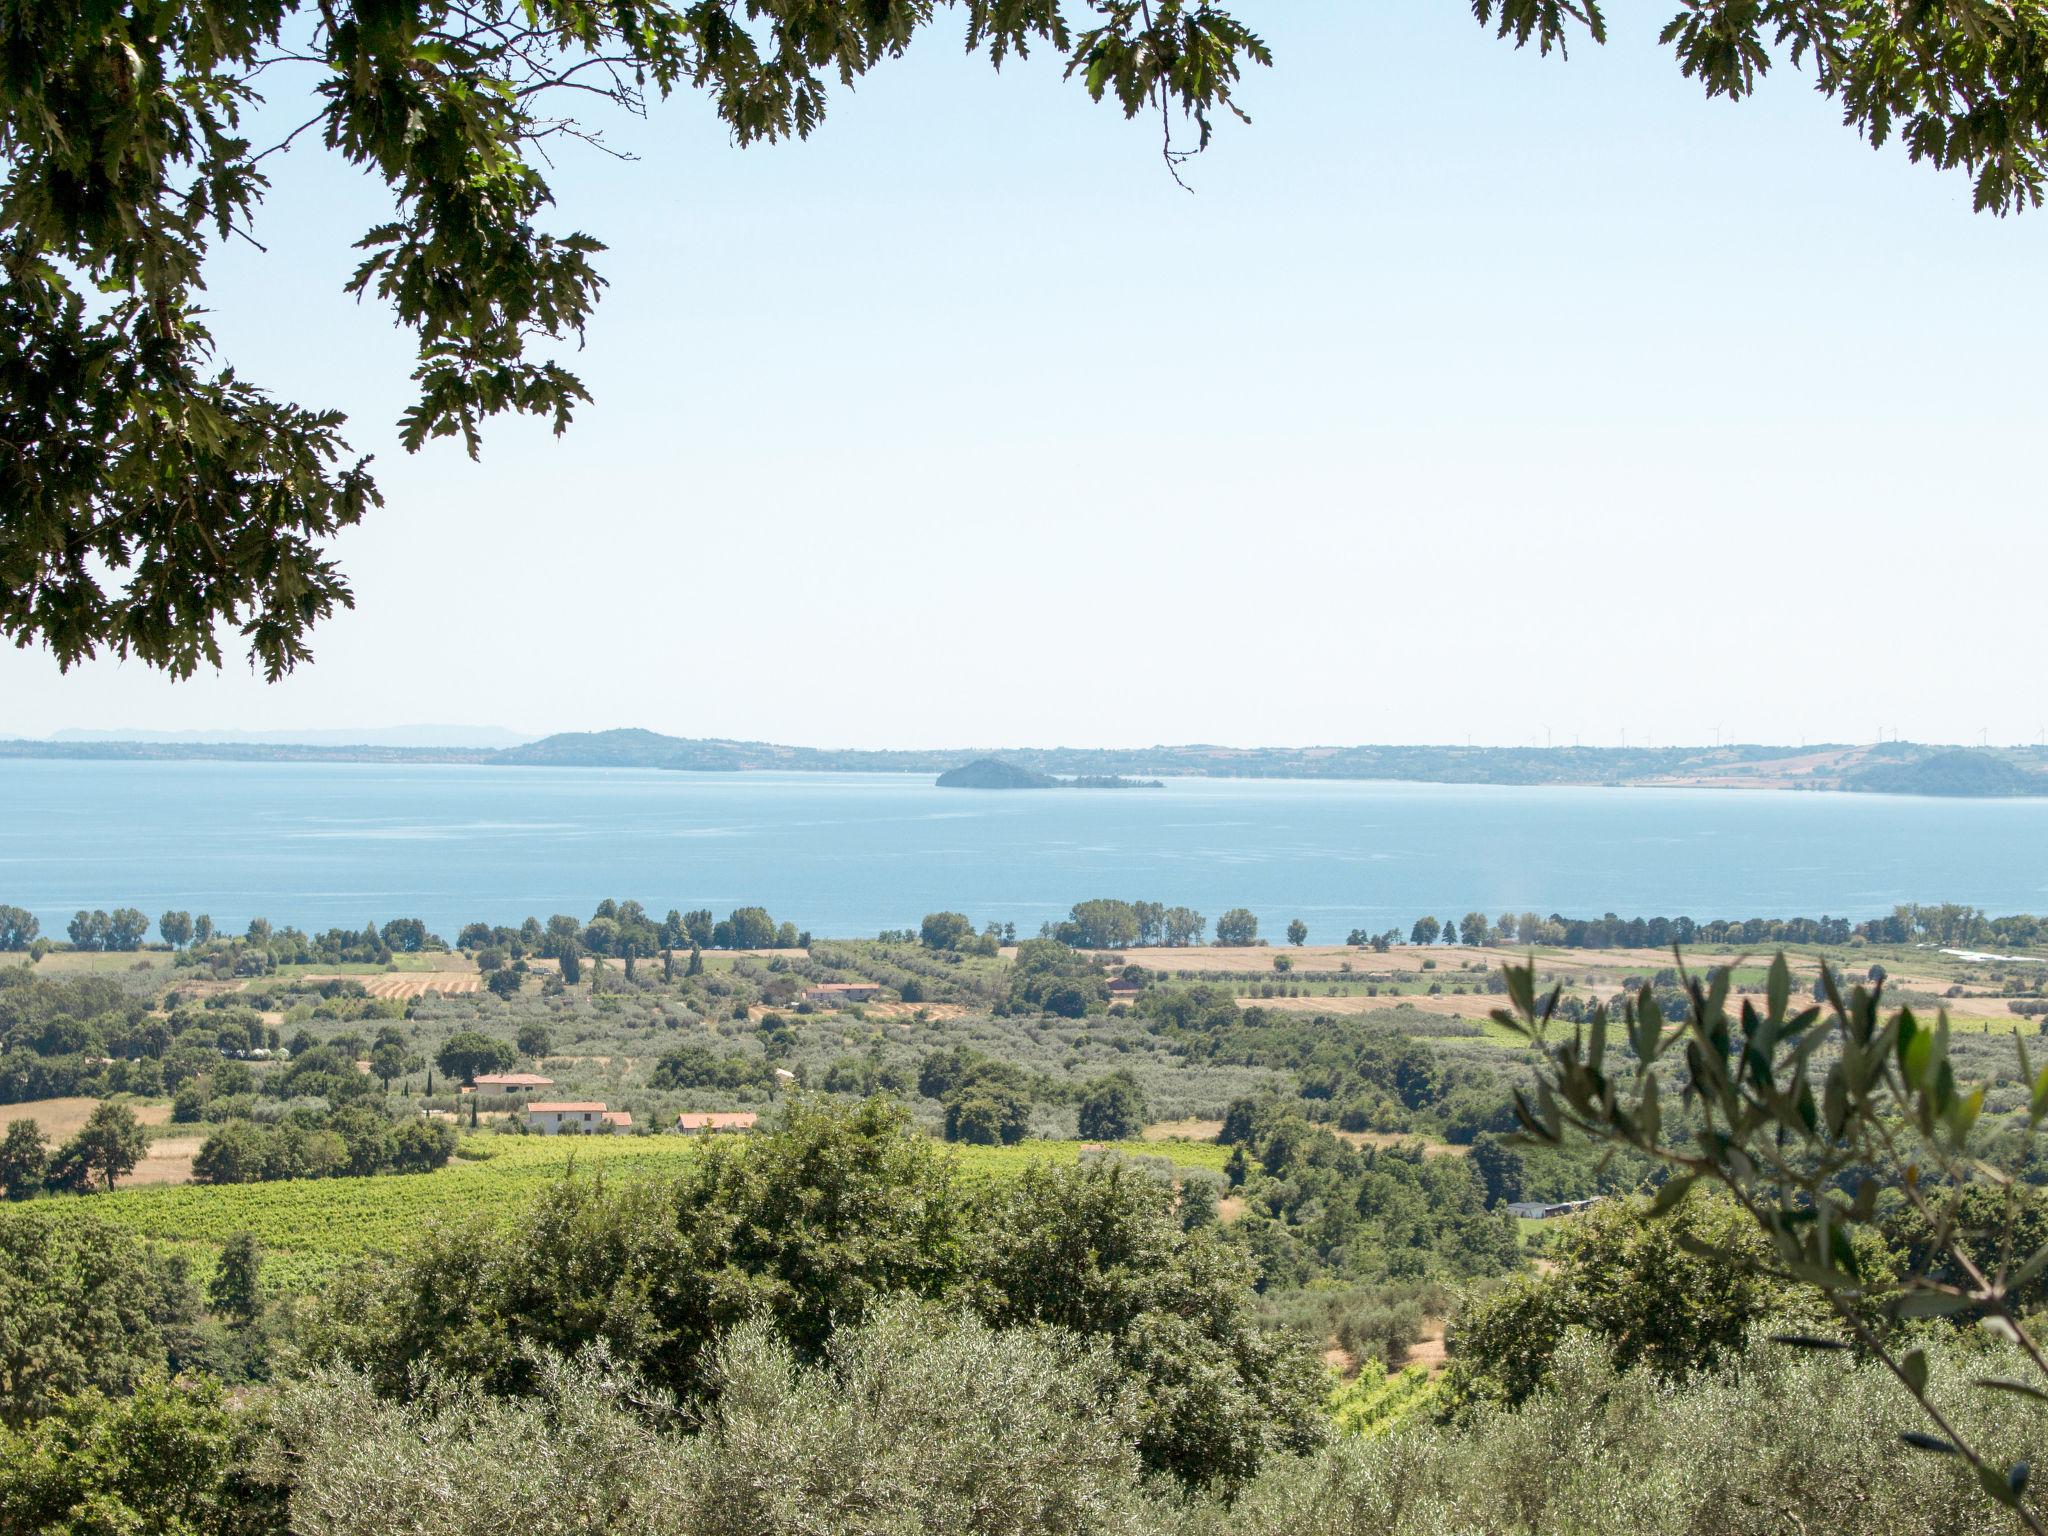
[4, 731, 2045, 798]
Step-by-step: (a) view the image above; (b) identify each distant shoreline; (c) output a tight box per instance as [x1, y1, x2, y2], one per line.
[1, 732, 2044, 799]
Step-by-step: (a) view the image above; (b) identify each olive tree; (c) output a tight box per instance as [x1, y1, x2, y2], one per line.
[1501, 953, 2048, 1528]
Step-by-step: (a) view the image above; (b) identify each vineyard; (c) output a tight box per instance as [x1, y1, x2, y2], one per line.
[28, 1133, 1229, 1295]
[1328, 1364, 1441, 1437]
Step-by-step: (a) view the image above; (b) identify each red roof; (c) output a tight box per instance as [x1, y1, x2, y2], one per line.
[527, 1101, 606, 1114]
[602, 1110, 633, 1128]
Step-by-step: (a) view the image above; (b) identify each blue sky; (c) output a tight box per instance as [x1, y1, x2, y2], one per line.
[7, 4, 2045, 749]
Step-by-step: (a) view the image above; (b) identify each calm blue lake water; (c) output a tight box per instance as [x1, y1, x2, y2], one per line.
[2, 761, 2045, 942]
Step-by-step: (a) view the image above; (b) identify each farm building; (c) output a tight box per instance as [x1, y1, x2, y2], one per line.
[802, 982, 882, 1005]
[1506, 1198, 1604, 1221]
[526, 1101, 632, 1135]
[676, 1111, 759, 1135]
[1106, 977, 1143, 996]
[473, 1072, 553, 1096]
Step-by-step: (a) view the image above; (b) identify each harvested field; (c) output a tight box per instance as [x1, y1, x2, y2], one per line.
[394, 953, 483, 972]
[2, 1096, 172, 1140]
[365, 971, 478, 998]
[1116, 945, 1369, 975]
[298, 970, 481, 998]
[1332, 1130, 1468, 1157]
[1402, 1322, 1449, 1376]
[128, 1135, 203, 1186]
[159, 978, 248, 1001]
[1232, 992, 1486, 1019]
[1143, 1118, 1224, 1142]
[861, 1001, 969, 1022]
[29, 950, 173, 976]
[1638, 747, 1864, 791]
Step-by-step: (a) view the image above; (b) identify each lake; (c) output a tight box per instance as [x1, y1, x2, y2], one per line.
[2, 760, 2045, 942]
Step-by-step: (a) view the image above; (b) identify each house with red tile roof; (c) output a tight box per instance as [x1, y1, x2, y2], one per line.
[473, 1072, 554, 1096]
[526, 1101, 630, 1135]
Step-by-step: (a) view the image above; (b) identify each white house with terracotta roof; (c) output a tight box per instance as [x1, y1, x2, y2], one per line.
[675, 1111, 759, 1135]
[526, 1101, 632, 1135]
[473, 1071, 554, 1097]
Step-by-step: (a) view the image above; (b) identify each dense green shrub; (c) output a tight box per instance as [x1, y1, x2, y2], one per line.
[314, 1102, 1320, 1491]
[275, 1307, 1153, 1536]
[0, 1375, 284, 1536]
[1205, 1332, 2038, 1536]
[1442, 1190, 1882, 1411]
[974, 1158, 1328, 1489]
[0, 1210, 198, 1426]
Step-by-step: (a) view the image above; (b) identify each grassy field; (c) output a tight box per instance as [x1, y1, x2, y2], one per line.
[26, 949, 176, 976]
[3, 1096, 204, 1184]
[24, 1132, 1231, 1295]
[1130, 940, 2048, 1045]
[5, 1094, 170, 1139]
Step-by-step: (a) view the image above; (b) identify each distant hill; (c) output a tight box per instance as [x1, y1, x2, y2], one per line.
[1843, 749, 2043, 798]
[1, 732, 2042, 798]
[937, 758, 1061, 789]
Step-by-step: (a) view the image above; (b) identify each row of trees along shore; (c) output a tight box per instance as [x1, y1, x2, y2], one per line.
[7, 900, 2045, 958]
[0, 900, 809, 966]
[997, 900, 2048, 954]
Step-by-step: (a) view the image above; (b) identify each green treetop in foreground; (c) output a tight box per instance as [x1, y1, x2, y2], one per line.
[7, 1, 2048, 677]
[1502, 951, 2048, 1531]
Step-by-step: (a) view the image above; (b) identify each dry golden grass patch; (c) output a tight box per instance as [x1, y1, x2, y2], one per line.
[1142, 1118, 1224, 1142]
[2, 1096, 172, 1140]
[1118, 945, 1359, 975]
[30, 950, 173, 976]
[127, 1135, 203, 1186]
[1402, 1323, 1449, 1376]
[1638, 746, 1863, 791]
[1231, 992, 1482, 1019]
[860, 1001, 970, 1022]
[1331, 1129, 1467, 1157]
[296, 971, 481, 999]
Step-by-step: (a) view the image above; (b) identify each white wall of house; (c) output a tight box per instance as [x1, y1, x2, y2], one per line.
[529, 1108, 607, 1134]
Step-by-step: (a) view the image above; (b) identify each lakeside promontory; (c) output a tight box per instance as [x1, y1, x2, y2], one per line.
[935, 757, 1163, 790]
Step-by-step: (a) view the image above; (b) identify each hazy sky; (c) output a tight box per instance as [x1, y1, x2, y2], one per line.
[8, 5, 2045, 750]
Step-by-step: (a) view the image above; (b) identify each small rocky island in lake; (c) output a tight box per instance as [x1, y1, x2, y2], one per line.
[936, 757, 1162, 790]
